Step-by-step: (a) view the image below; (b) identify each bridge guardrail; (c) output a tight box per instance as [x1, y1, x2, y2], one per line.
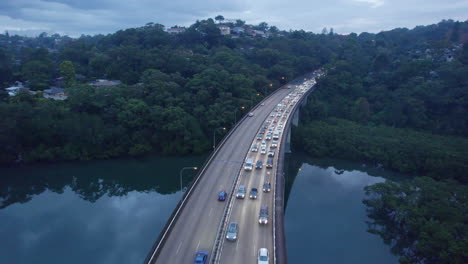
[273, 75, 318, 264]
[145, 87, 284, 264]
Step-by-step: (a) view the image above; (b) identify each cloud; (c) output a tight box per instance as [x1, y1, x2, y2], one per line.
[0, 0, 466, 36]
[351, 0, 385, 8]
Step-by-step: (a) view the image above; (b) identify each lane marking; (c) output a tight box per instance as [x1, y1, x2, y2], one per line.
[209, 207, 213, 217]
[196, 240, 201, 251]
[176, 241, 183, 254]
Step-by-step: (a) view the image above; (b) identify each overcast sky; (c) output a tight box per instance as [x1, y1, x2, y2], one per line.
[0, 0, 467, 37]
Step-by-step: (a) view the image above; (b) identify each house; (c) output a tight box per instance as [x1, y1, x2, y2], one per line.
[89, 79, 121, 88]
[43, 87, 67, 100]
[4, 81, 36, 96]
[231, 27, 245, 35]
[166, 27, 186, 34]
[217, 25, 231, 35]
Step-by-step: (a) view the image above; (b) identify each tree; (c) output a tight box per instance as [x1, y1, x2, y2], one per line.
[235, 19, 245, 27]
[363, 177, 468, 264]
[60, 60, 76, 88]
[215, 15, 224, 22]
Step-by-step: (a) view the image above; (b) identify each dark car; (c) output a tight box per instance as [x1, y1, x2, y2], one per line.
[256, 134, 263, 140]
[193, 251, 208, 264]
[255, 160, 263, 169]
[263, 182, 271, 192]
[266, 157, 273, 168]
[249, 188, 258, 199]
[218, 191, 227, 201]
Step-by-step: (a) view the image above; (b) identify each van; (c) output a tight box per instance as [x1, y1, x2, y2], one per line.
[244, 158, 253, 171]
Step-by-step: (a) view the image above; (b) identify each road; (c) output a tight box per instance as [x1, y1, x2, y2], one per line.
[152, 88, 291, 264]
[218, 81, 315, 264]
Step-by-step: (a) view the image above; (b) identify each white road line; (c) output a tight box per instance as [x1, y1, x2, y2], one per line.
[176, 241, 183, 254]
[209, 207, 213, 217]
[196, 240, 201, 251]
[236, 239, 240, 252]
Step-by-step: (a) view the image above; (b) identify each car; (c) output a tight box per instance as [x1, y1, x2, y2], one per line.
[261, 146, 267, 154]
[272, 133, 279, 140]
[226, 222, 239, 241]
[276, 112, 281, 117]
[261, 103, 265, 106]
[263, 182, 271, 192]
[261, 140, 267, 147]
[250, 188, 258, 199]
[244, 158, 254, 171]
[259, 128, 266, 134]
[248, 112, 254, 117]
[265, 133, 272, 140]
[268, 127, 274, 133]
[258, 248, 269, 264]
[218, 191, 227, 201]
[256, 134, 263, 140]
[273, 119, 278, 123]
[266, 157, 273, 168]
[271, 140, 278, 148]
[266, 119, 272, 124]
[251, 144, 258, 152]
[236, 185, 246, 199]
[194, 251, 208, 264]
[255, 160, 263, 169]
[270, 113, 275, 118]
[268, 150, 275, 157]
[258, 205, 268, 224]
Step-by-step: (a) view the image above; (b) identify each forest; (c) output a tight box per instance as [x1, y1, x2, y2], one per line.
[293, 20, 467, 264]
[0, 18, 334, 164]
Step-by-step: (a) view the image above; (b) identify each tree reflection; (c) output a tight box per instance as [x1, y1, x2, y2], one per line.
[0, 156, 204, 209]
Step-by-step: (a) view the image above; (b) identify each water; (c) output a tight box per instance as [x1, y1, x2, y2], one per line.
[0, 155, 205, 264]
[284, 153, 402, 264]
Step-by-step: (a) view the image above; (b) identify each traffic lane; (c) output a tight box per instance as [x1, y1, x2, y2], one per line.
[220, 91, 300, 264]
[219, 117, 281, 263]
[154, 89, 290, 263]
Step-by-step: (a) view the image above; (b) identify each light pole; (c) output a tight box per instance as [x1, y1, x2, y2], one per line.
[213, 127, 226, 149]
[179, 166, 198, 196]
[250, 93, 261, 109]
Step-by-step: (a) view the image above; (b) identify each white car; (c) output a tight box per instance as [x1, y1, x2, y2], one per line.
[261, 147, 267, 154]
[258, 248, 269, 264]
[248, 112, 254, 117]
[251, 144, 258, 152]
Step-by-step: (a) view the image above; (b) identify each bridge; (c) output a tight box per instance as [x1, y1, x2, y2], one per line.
[145, 70, 322, 264]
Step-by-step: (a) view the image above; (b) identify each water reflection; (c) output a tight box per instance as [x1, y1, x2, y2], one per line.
[0, 155, 205, 209]
[284, 153, 400, 264]
[0, 155, 205, 264]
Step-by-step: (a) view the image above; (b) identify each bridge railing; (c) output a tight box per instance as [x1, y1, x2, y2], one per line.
[273, 73, 318, 264]
[145, 87, 284, 264]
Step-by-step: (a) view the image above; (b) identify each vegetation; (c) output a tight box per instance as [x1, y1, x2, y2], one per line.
[293, 118, 468, 183]
[0, 18, 337, 164]
[363, 177, 468, 264]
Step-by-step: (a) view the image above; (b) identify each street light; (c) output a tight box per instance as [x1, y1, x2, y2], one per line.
[179, 166, 198, 196]
[213, 127, 226, 149]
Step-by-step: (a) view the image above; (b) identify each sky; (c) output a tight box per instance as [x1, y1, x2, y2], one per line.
[0, 0, 467, 37]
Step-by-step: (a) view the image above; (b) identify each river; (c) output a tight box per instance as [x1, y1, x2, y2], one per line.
[0, 153, 400, 263]
[0, 155, 206, 264]
[284, 153, 401, 264]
